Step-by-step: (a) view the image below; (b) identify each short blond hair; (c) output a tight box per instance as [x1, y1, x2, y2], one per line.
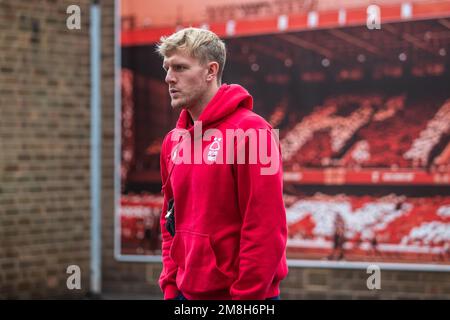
[156, 27, 226, 85]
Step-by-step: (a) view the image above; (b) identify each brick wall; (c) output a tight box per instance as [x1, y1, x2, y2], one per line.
[281, 267, 450, 299]
[0, 0, 104, 299]
[117, 263, 450, 299]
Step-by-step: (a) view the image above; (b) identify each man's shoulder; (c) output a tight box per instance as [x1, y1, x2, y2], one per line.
[163, 128, 178, 139]
[162, 129, 176, 143]
[225, 108, 272, 131]
[160, 128, 178, 153]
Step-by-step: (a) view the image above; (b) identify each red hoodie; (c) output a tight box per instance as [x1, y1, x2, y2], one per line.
[159, 84, 288, 300]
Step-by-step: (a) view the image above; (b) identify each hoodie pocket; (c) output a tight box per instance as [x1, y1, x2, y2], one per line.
[169, 230, 233, 294]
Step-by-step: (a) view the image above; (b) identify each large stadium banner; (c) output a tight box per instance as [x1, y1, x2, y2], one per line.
[116, 1, 450, 270]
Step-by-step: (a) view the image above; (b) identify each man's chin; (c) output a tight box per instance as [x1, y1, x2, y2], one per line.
[170, 101, 184, 110]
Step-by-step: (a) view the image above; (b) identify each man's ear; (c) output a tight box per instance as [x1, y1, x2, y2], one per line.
[206, 61, 219, 82]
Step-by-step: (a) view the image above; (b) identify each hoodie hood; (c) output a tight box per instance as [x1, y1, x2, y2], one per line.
[176, 84, 253, 130]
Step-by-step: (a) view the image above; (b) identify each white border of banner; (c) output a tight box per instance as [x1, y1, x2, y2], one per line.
[113, 0, 123, 264]
[114, 254, 450, 272]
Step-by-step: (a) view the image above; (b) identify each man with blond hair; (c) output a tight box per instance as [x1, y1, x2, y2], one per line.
[157, 27, 288, 300]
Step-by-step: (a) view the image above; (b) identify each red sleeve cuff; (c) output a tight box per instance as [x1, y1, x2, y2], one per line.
[163, 284, 180, 300]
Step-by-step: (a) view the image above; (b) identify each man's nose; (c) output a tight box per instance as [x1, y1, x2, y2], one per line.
[165, 69, 176, 84]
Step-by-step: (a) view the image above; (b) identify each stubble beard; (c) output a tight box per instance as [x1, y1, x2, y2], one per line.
[171, 99, 183, 110]
[172, 89, 204, 112]
[170, 94, 186, 110]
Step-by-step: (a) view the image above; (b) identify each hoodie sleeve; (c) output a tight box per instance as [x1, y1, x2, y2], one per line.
[158, 134, 180, 300]
[230, 125, 287, 300]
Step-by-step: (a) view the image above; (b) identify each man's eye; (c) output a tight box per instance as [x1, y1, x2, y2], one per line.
[174, 65, 185, 71]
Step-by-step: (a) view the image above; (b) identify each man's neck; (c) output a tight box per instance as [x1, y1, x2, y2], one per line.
[187, 85, 219, 121]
